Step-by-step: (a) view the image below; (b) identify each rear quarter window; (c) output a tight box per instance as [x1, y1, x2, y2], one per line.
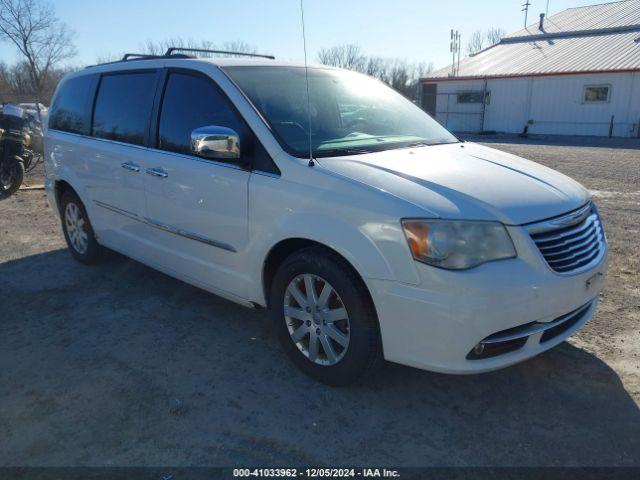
[92, 71, 158, 146]
[48, 75, 96, 135]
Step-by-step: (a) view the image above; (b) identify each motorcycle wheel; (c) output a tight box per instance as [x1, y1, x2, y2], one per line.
[0, 156, 25, 197]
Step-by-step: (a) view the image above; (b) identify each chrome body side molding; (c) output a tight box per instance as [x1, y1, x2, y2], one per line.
[93, 200, 236, 253]
[94, 200, 139, 220]
[144, 217, 237, 252]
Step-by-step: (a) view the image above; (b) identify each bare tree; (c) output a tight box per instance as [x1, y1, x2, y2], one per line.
[365, 56, 387, 80]
[0, 0, 76, 113]
[0, 60, 67, 104]
[93, 53, 119, 65]
[387, 60, 433, 99]
[219, 40, 257, 55]
[0, 62, 12, 101]
[466, 30, 485, 55]
[317, 44, 367, 72]
[316, 44, 433, 101]
[485, 27, 506, 46]
[466, 27, 505, 55]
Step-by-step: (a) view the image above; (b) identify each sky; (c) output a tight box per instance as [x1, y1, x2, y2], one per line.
[0, 0, 621, 70]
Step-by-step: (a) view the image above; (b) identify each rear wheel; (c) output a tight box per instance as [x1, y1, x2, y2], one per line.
[0, 156, 24, 197]
[60, 190, 103, 264]
[270, 247, 382, 386]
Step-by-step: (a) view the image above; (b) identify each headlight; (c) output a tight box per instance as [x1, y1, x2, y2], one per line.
[401, 219, 516, 270]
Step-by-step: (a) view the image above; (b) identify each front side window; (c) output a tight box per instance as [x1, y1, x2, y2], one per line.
[158, 72, 246, 155]
[583, 85, 610, 103]
[92, 72, 157, 146]
[49, 74, 95, 135]
[222, 66, 458, 158]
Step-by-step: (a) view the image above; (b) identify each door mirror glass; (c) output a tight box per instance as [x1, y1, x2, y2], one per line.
[190, 126, 240, 160]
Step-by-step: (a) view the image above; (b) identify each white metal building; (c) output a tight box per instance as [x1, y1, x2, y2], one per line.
[420, 0, 640, 137]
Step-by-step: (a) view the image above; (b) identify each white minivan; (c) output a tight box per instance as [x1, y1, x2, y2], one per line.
[44, 50, 607, 385]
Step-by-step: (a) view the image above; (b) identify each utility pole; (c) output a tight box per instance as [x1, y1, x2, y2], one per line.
[522, 1, 532, 27]
[456, 31, 461, 75]
[450, 29, 461, 77]
[546, 0, 550, 16]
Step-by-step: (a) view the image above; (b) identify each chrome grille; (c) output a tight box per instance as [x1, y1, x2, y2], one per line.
[529, 203, 605, 274]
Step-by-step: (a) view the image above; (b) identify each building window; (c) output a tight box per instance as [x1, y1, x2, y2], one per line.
[457, 91, 490, 104]
[583, 85, 610, 103]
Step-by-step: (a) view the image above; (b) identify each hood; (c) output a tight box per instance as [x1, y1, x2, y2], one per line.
[316, 142, 590, 225]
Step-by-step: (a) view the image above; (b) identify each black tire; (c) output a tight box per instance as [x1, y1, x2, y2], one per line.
[60, 190, 103, 264]
[270, 246, 382, 386]
[0, 156, 24, 197]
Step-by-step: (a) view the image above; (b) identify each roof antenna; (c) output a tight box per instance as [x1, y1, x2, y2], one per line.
[300, 0, 314, 167]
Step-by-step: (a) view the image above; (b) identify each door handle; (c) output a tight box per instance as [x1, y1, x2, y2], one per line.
[121, 162, 140, 172]
[146, 167, 168, 178]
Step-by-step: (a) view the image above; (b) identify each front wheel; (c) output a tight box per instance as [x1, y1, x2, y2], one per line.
[0, 156, 24, 197]
[270, 247, 382, 386]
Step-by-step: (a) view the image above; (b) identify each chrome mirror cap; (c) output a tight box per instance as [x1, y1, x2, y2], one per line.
[190, 126, 240, 160]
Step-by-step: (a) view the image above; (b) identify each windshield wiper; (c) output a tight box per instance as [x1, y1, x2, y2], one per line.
[315, 148, 375, 158]
[394, 140, 461, 150]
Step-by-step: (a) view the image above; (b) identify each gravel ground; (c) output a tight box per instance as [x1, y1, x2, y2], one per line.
[1, 135, 639, 467]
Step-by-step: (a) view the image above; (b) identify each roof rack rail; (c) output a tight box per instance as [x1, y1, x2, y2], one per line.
[121, 52, 193, 61]
[86, 52, 191, 68]
[164, 47, 275, 60]
[121, 53, 160, 61]
[86, 47, 274, 69]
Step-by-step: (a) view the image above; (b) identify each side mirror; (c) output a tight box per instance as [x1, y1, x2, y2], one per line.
[190, 126, 241, 161]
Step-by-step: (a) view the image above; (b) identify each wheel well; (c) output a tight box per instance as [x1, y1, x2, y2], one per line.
[54, 180, 74, 211]
[262, 238, 371, 309]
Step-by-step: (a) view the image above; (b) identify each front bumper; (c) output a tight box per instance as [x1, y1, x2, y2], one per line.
[367, 224, 608, 374]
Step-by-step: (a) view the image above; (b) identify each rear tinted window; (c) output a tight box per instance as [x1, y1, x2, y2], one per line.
[92, 72, 157, 146]
[49, 75, 95, 134]
[158, 72, 246, 154]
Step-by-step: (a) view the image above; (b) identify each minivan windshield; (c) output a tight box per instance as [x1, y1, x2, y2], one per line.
[223, 66, 458, 159]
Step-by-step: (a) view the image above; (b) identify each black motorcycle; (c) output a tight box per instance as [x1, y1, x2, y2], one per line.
[0, 112, 42, 197]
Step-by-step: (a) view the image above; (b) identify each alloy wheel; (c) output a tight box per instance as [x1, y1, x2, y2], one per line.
[65, 202, 89, 254]
[283, 273, 350, 366]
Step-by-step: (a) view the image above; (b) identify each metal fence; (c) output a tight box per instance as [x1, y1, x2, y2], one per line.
[421, 88, 489, 133]
[420, 83, 640, 138]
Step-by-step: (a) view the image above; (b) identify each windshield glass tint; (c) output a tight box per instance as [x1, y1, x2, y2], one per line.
[223, 66, 458, 158]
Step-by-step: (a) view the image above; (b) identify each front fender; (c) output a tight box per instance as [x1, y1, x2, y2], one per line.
[278, 212, 395, 278]
[246, 211, 419, 306]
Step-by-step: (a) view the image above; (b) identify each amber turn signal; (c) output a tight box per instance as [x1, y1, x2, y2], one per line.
[402, 221, 430, 259]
